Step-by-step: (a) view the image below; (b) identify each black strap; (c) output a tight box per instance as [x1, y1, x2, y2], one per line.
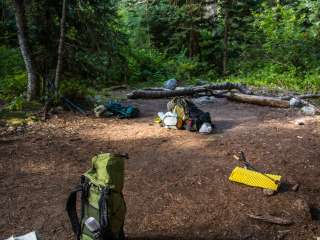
[66, 185, 84, 240]
[99, 187, 111, 238]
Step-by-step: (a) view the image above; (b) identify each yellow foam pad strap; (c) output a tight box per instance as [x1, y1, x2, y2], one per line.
[229, 166, 281, 191]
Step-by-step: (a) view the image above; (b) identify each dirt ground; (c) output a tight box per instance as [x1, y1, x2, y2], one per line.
[0, 97, 320, 240]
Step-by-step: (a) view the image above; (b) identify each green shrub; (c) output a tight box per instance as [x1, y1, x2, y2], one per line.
[60, 80, 95, 99]
[225, 63, 320, 93]
[0, 46, 26, 100]
[127, 47, 169, 83]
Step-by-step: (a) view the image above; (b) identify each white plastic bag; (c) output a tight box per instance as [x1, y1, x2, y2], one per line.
[163, 112, 178, 129]
[5, 231, 39, 240]
[199, 122, 213, 134]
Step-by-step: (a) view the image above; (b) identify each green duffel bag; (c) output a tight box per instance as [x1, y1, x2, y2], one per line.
[66, 153, 127, 240]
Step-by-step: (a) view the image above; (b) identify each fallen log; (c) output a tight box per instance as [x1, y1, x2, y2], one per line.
[127, 82, 251, 99]
[281, 93, 320, 100]
[226, 93, 289, 108]
[247, 213, 293, 225]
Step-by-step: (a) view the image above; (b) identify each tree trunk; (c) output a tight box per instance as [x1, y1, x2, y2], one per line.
[127, 82, 251, 99]
[13, 0, 37, 101]
[54, 0, 67, 96]
[222, 0, 229, 76]
[226, 93, 289, 108]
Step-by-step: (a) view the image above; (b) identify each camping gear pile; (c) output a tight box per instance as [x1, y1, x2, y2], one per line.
[94, 100, 139, 119]
[157, 97, 213, 134]
[66, 153, 127, 240]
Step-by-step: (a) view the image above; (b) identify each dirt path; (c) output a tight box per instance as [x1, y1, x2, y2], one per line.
[1, 98, 320, 240]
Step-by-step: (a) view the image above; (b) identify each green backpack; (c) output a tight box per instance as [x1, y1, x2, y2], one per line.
[66, 153, 127, 240]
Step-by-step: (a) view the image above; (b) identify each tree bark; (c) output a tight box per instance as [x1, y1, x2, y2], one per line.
[54, 0, 67, 96]
[226, 93, 289, 108]
[127, 82, 251, 99]
[222, 0, 229, 76]
[13, 0, 37, 101]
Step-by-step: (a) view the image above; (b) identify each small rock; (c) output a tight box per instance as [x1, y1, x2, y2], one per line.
[292, 183, 299, 192]
[277, 230, 290, 240]
[294, 118, 306, 125]
[289, 97, 303, 108]
[193, 96, 216, 105]
[293, 198, 311, 221]
[301, 105, 316, 116]
[94, 105, 106, 117]
[16, 126, 24, 133]
[263, 188, 275, 196]
[163, 79, 177, 90]
[7, 126, 16, 133]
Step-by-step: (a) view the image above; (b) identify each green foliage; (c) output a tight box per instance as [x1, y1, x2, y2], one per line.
[2, 0, 320, 101]
[128, 48, 164, 83]
[67, 0, 129, 85]
[253, 2, 320, 71]
[165, 53, 200, 81]
[0, 46, 26, 100]
[5, 96, 25, 111]
[225, 63, 320, 92]
[60, 80, 95, 99]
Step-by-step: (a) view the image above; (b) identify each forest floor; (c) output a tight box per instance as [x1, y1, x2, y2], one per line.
[0, 96, 320, 240]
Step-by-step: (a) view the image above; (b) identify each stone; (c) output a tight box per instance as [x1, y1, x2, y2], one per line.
[297, 121, 305, 125]
[292, 183, 299, 192]
[16, 126, 24, 133]
[163, 79, 177, 90]
[289, 97, 303, 108]
[263, 188, 275, 196]
[193, 96, 216, 105]
[301, 105, 316, 116]
[277, 230, 290, 240]
[94, 105, 106, 117]
[7, 126, 15, 133]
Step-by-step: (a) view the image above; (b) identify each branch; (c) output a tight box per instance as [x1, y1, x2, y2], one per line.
[247, 213, 293, 225]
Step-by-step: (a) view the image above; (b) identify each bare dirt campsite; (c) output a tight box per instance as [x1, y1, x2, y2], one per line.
[1, 96, 319, 240]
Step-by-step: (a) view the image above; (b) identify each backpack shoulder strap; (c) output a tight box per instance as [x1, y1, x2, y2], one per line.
[99, 187, 111, 233]
[66, 183, 86, 240]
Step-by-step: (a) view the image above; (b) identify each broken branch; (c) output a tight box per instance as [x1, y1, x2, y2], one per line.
[281, 93, 320, 100]
[247, 213, 293, 225]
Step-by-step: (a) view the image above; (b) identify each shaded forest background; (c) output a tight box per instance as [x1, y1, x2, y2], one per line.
[1, 0, 320, 107]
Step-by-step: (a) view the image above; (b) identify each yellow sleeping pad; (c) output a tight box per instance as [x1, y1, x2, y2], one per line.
[229, 166, 281, 191]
